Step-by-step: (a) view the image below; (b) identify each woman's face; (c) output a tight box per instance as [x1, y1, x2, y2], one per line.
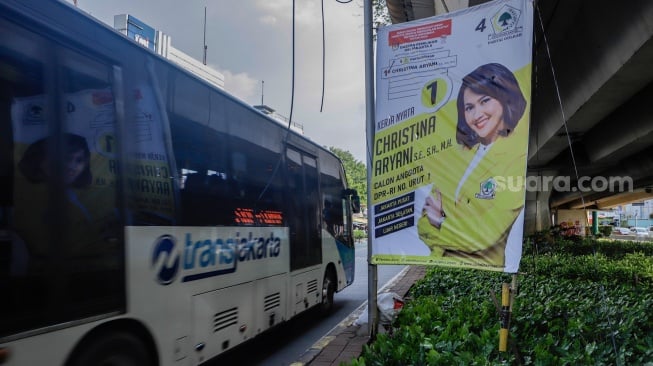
[463, 88, 505, 143]
[63, 149, 88, 185]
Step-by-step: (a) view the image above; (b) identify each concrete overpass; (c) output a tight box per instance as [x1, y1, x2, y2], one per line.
[383, 0, 653, 232]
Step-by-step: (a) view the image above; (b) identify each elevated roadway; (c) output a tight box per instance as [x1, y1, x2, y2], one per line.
[383, 0, 653, 232]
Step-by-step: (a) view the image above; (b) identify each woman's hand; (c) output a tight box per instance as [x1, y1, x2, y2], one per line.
[423, 189, 445, 229]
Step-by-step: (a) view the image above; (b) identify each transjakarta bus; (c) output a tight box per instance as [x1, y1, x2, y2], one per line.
[0, 1, 360, 365]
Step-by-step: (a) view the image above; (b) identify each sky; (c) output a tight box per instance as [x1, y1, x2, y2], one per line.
[66, 0, 370, 163]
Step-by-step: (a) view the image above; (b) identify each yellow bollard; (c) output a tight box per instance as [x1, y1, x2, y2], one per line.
[499, 282, 511, 352]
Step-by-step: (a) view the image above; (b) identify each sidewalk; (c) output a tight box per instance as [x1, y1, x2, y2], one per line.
[292, 265, 427, 366]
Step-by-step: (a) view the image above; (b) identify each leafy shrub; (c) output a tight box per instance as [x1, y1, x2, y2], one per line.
[598, 225, 612, 237]
[354, 229, 367, 243]
[523, 237, 653, 258]
[520, 252, 653, 288]
[346, 238, 653, 365]
[513, 276, 653, 365]
[354, 277, 516, 365]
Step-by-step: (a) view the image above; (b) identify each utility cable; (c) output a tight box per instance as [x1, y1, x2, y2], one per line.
[536, 3, 620, 362]
[320, 0, 354, 112]
[258, 0, 354, 203]
[536, 5, 584, 209]
[320, 0, 326, 112]
[287, 0, 296, 131]
[256, 0, 297, 203]
[440, 0, 449, 13]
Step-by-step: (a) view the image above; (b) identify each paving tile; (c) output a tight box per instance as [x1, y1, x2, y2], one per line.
[308, 361, 334, 366]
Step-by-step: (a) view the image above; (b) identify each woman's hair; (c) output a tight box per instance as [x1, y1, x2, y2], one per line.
[18, 133, 92, 188]
[455, 63, 527, 148]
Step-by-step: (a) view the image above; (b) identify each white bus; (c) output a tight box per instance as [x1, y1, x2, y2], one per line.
[0, 1, 360, 365]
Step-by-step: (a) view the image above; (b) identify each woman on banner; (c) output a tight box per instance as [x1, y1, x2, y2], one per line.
[15, 133, 119, 271]
[417, 63, 528, 269]
[19, 133, 94, 215]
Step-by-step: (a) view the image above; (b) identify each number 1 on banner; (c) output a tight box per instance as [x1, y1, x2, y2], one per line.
[421, 77, 450, 110]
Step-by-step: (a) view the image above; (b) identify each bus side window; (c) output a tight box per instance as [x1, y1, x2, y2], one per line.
[170, 104, 231, 226]
[180, 171, 232, 225]
[226, 136, 284, 226]
[2, 19, 123, 337]
[0, 70, 18, 279]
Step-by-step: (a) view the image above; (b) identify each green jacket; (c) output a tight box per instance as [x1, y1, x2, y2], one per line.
[417, 120, 528, 265]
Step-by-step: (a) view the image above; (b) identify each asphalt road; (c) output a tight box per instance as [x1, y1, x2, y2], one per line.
[205, 240, 405, 366]
[611, 234, 652, 241]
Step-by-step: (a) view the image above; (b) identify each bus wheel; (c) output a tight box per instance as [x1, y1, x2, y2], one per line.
[68, 331, 152, 366]
[321, 270, 336, 315]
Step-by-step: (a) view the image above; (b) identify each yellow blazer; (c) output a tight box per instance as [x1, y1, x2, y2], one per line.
[13, 178, 120, 272]
[417, 120, 528, 264]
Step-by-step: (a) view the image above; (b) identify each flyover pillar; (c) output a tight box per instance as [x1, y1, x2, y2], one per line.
[523, 171, 555, 234]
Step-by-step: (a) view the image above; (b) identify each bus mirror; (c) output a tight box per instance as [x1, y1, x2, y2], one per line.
[343, 189, 361, 213]
[352, 194, 361, 213]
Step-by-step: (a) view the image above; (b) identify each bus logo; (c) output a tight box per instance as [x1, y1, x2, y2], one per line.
[150, 232, 283, 285]
[152, 234, 180, 285]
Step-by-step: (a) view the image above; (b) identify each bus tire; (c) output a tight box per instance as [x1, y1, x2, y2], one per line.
[320, 269, 336, 315]
[68, 331, 152, 366]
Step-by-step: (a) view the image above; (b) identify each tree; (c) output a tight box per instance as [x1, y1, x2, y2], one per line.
[328, 147, 367, 206]
[372, 0, 392, 30]
[354, 229, 367, 243]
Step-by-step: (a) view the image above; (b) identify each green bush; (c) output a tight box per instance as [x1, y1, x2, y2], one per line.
[346, 238, 653, 365]
[520, 252, 653, 287]
[523, 237, 653, 258]
[513, 276, 653, 365]
[598, 225, 612, 237]
[354, 277, 515, 365]
[354, 229, 367, 243]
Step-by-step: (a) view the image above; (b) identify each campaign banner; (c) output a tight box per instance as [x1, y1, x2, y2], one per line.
[371, 0, 533, 272]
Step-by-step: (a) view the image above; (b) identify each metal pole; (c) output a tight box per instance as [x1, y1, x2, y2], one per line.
[499, 274, 519, 352]
[364, 0, 378, 339]
[499, 282, 510, 352]
[202, 7, 207, 65]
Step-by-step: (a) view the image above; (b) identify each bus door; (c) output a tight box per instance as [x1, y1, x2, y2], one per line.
[285, 148, 321, 271]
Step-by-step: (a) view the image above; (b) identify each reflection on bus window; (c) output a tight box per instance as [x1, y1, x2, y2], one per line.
[2, 22, 124, 336]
